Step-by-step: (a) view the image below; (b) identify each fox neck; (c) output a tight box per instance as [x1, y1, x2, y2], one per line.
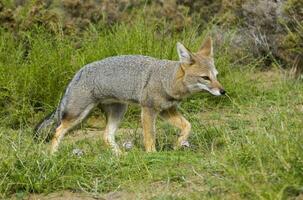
[165, 64, 190, 100]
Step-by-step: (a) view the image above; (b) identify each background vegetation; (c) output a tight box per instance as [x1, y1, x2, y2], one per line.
[0, 0, 302, 199]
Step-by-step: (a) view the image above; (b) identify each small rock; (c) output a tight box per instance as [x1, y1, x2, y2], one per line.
[122, 141, 133, 150]
[72, 148, 84, 157]
[180, 140, 190, 148]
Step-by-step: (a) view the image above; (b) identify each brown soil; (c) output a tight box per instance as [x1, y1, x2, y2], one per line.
[26, 190, 135, 200]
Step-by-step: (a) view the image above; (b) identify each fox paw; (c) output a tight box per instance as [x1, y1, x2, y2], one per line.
[111, 147, 124, 157]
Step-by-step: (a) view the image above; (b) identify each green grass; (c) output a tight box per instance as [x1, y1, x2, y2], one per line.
[0, 21, 303, 199]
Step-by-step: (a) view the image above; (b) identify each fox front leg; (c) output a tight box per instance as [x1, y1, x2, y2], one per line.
[141, 107, 158, 152]
[160, 107, 191, 149]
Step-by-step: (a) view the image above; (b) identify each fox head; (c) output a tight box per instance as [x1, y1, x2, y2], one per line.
[176, 37, 225, 96]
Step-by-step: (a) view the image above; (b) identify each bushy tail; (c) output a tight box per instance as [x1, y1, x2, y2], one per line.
[34, 109, 60, 142]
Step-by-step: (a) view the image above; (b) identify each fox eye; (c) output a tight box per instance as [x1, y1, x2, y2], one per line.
[201, 76, 210, 81]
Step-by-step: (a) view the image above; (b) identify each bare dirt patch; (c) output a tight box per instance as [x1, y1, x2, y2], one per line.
[65, 127, 139, 145]
[25, 190, 135, 200]
[28, 191, 100, 200]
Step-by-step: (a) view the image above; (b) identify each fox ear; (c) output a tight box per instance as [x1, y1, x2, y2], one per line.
[197, 37, 213, 57]
[177, 42, 194, 64]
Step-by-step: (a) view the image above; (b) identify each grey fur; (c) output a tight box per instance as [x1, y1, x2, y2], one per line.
[60, 55, 185, 113]
[35, 55, 184, 139]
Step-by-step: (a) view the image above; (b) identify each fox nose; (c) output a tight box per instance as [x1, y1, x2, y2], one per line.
[220, 89, 226, 95]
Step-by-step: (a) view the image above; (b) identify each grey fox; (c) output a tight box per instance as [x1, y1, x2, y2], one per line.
[35, 37, 225, 155]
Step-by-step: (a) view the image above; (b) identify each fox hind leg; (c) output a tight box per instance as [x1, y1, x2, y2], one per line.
[160, 107, 191, 149]
[51, 121, 70, 154]
[50, 103, 95, 154]
[101, 103, 127, 155]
